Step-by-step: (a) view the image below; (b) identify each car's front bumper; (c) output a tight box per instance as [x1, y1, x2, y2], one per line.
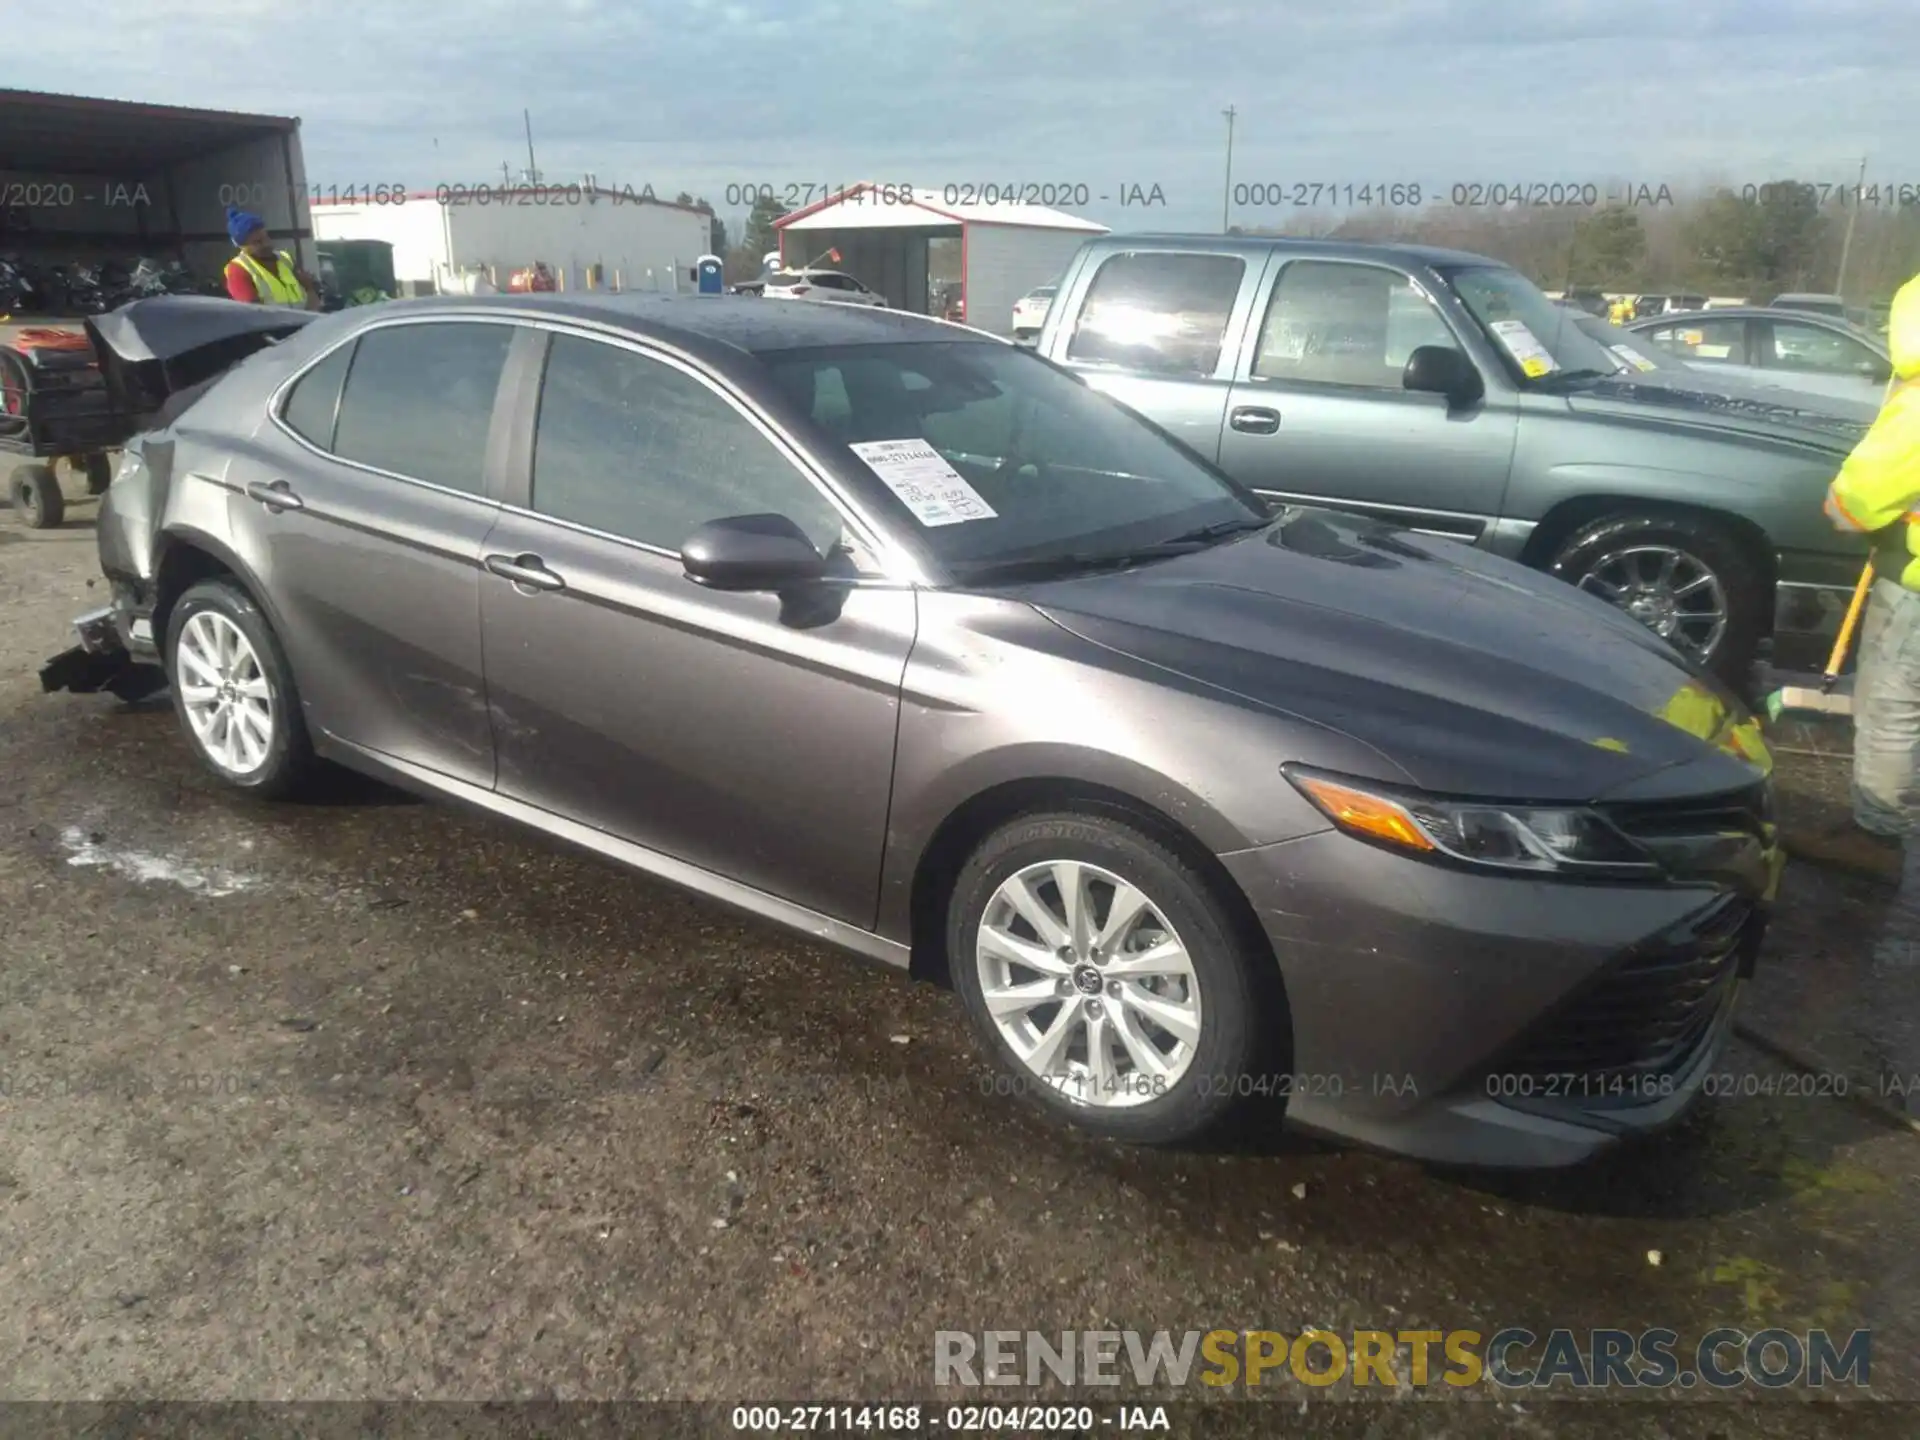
[1219, 827, 1770, 1168]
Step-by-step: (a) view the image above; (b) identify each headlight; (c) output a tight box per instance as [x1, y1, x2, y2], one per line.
[1283, 765, 1660, 878]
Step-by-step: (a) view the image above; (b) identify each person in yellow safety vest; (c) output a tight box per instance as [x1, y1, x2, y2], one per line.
[1798, 270, 1920, 881]
[221, 206, 319, 310]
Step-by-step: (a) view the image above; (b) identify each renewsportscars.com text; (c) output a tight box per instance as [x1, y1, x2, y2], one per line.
[934, 1327, 1871, 1391]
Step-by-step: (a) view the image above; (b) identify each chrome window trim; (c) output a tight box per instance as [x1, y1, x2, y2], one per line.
[266, 308, 932, 586]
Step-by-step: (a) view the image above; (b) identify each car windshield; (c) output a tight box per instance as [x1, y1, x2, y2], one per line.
[1571, 314, 1681, 373]
[1438, 265, 1622, 383]
[762, 341, 1267, 577]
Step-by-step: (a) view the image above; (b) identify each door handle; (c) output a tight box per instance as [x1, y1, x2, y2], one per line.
[243, 478, 304, 510]
[484, 552, 565, 593]
[1229, 406, 1281, 435]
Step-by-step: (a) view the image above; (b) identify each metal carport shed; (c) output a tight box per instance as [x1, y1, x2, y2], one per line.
[775, 184, 1107, 336]
[0, 88, 312, 283]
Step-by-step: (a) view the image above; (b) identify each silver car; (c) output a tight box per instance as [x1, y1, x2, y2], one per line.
[1627, 306, 1893, 405]
[1568, 310, 1880, 423]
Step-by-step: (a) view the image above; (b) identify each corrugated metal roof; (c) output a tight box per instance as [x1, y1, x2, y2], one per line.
[777, 184, 1108, 234]
[0, 88, 298, 175]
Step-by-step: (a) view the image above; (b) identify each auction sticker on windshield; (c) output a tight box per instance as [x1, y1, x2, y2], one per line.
[1489, 318, 1560, 378]
[851, 439, 998, 526]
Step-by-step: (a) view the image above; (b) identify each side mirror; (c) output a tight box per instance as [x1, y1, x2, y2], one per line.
[681, 513, 827, 592]
[1403, 344, 1484, 406]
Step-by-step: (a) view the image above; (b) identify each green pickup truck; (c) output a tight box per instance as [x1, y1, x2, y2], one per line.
[1034, 234, 1875, 683]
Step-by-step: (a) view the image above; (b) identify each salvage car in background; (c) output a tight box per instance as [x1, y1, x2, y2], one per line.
[44, 293, 1780, 1167]
[1033, 235, 1871, 682]
[1011, 284, 1057, 343]
[763, 268, 888, 307]
[1627, 307, 1893, 405]
[1565, 308, 1880, 423]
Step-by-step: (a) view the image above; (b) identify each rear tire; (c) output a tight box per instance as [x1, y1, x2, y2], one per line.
[1547, 511, 1765, 683]
[947, 811, 1281, 1146]
[10, 463, 64, 529]
[164, 579, 316, 800]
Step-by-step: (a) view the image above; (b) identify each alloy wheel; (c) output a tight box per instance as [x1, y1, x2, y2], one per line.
[1575, 544, 1728, 663]
[975, 859, 1202, 1108]
[176, 611, 275, 775]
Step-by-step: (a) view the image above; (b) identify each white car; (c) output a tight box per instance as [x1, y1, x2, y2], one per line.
[1011, 284, 1057, 343]
[762, 268, 887, 307]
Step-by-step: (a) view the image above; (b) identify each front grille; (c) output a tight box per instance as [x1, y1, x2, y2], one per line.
[1494, 895, 1757, 1095]
[1600, 781, 1777, 895]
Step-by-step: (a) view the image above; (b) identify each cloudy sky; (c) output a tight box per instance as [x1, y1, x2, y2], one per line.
[30, 0, 1920, 231]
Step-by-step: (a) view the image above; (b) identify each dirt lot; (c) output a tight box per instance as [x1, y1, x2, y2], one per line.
[1, 493, 1917, 1437]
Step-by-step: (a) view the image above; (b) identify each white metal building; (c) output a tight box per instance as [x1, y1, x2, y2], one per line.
[775, 185, 1108, 336]
[312, 186, 714, 296]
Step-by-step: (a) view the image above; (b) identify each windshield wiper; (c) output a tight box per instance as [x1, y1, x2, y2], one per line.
[955, 517, 1271, 585]
[1155, 516, 1273, 545]
[1532, 367, 1614, 385]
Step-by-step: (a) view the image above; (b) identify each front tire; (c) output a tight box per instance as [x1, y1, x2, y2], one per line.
[1547, 511, 1765, 682]
[165, 579, 315, 799]
[947, 812, 1279, 1146]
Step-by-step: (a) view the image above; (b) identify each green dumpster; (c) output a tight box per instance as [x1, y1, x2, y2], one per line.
[315, 240, 396, 308]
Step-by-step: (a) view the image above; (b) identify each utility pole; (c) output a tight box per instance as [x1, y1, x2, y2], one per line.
[1836, 154, 1868, 298]
[523, 109, 540, 185]
[1221, 106, 1237, 232]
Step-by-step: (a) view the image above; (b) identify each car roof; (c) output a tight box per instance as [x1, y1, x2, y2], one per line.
[1629, 306, 1887, 346]
[1085, 232, 1504, 270]
[336, 292, 979, 358]
[1772, 292, 1844, 303]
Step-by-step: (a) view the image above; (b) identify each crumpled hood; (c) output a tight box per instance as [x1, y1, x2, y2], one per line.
[1563, 373, 1869, 449]
[1009, 509, 1771, 802]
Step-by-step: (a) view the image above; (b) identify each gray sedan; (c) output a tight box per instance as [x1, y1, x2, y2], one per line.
[45, 294, 1780, 1167]
[1568, 310, 1880, 424]
[1627, 306, 1894, 405]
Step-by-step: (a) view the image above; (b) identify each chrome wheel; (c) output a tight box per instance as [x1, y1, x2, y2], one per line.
[175, 610, 275, 775]
[975, 860, 1202, 1108]
[1576, 544, 1728, 662]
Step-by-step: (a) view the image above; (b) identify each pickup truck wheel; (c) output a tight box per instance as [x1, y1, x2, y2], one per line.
[1548, 513, 1764, 681]
[165, 579, 316, 799]
[948, 812, 1280, 1146]
[10, 463, 64, 529]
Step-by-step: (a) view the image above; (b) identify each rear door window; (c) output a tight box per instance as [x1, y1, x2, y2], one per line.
[331, 321, 515, 493]
[1065, 251, 1246, 376]
[1765, 321, 1881, 376]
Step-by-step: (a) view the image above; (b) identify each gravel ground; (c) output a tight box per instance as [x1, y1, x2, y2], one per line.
[1, 498, 1916, 1438]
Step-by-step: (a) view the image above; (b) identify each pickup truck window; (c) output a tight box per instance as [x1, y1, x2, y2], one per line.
[1252, 260, 1453, 388]
[1064, 252, 1246, 377]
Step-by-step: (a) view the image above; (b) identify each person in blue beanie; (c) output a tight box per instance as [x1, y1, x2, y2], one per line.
[223, 206, 318, 308]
